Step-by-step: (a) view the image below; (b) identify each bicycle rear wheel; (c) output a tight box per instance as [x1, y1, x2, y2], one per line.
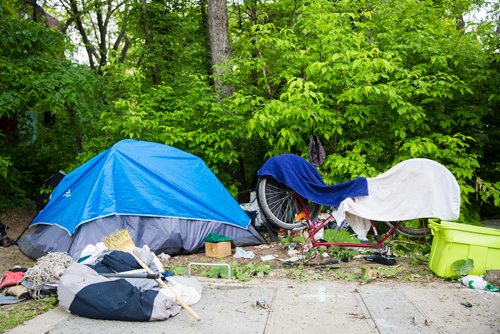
[257, 177, 321, 230]
[385, 219, 431, 237]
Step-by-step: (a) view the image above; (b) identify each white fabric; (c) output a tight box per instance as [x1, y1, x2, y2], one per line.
[345, 213, 372, 240]
[78, 242, 108, 265]
[332, 159, 461, 232]
[165, 276, 203, 305]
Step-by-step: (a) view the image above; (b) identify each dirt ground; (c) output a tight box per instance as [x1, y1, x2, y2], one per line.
[0, 207, 37, 274]
[0, 206, 441, 284]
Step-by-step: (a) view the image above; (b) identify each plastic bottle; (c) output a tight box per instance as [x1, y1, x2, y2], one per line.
[460, 275, 500, 292]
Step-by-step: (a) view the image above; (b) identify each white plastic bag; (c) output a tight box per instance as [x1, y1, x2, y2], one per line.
[233, 247, 255, 259]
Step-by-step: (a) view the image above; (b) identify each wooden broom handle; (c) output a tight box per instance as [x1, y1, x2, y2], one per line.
[129, 252, 201, 321]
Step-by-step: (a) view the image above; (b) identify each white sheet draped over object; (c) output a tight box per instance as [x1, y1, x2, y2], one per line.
[332, 158, 461, 236]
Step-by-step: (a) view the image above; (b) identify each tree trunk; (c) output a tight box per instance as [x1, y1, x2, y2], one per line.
[207, 0, 233, 100]
[199, 0, 213, 79]
[141, 0, 161, 84]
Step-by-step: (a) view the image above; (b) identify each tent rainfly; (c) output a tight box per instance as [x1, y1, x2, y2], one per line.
[18, 139, 263, 259]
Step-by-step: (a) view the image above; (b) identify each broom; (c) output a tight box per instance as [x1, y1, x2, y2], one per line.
[103, 229, 200, 321]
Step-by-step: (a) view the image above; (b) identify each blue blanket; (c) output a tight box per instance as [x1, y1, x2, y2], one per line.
[257, 154, 368, 207]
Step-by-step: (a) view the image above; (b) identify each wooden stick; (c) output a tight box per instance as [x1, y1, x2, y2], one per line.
[129, 252, 200, 321]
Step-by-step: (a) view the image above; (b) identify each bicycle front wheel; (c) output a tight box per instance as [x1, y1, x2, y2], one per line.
[257, 177, 321, 230]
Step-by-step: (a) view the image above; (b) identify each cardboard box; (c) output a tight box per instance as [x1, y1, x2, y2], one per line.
[429, 220, 500, 277]
[205, 241, 232, 258]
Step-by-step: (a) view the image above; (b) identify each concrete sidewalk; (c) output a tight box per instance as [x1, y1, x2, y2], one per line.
[7, 279, 500, 334]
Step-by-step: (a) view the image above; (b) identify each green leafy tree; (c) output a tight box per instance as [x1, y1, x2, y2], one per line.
[0, 14, 107, 211]
[228, 0, 498, 221]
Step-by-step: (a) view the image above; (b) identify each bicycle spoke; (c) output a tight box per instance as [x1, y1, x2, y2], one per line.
[266, 180, 308, 223]
[283, 196, 294, 223]
[267, 192, 289, 215]
[258, 177, 320, 230]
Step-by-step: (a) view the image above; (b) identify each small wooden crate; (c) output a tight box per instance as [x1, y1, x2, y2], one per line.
[205, 241, 232, 258]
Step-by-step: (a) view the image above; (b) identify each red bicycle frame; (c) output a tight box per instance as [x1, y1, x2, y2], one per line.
[297, 197, 400, 249]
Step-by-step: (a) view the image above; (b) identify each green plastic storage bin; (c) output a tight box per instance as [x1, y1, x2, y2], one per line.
[429, 220, 500, 278]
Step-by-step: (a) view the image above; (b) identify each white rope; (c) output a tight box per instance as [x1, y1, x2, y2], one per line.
[24, 252, 74, 299]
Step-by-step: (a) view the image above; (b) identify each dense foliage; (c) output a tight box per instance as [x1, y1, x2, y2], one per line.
[0, 0, 498, 222]
[0, 9, 107, 209]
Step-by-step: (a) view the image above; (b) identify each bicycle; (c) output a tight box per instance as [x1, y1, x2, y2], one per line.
[255, 154, 460, 252]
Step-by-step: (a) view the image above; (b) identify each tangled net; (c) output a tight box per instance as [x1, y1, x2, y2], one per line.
[24, 252, 74, 299]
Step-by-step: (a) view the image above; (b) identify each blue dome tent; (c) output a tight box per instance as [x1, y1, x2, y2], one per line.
[18, 139, 263, 259]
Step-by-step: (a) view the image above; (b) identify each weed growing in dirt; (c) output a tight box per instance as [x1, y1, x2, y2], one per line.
[286, 266, 325, 281]
[327, 247, 359, 262]
[167, 261, 271, 281]
[376, 266, 402, 278]
[390, 238, 432, 266]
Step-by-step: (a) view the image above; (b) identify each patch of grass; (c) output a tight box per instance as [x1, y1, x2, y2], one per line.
[168, 265, 187, 276]
[287, 267, 324, 281]
[327, 246, 359, 262]
[376, 266, 401, 278]
[231, 262, 271, 281]
[0, 296, 58, 334]
[390, 239, 431, 266]
[288, 268, 306, 280]
[344, 273, 359, 281]
[168, 261, 271, 281]
[323, 229, 361, 244]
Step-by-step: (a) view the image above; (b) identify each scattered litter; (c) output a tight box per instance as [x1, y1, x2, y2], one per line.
[158, 253, 171, 263]
[282, 256, 302, 263]
[255, 299, 269, 309]
[317, 260, 339, 266]
[261, 255, 277, 262]
[460, 301, 473, 308]
[460, 275, 500, 292]
[287, 249, 299, 257]
[364, 254, 396, 266]
[261, 254, 304, 263]
[233, 247, 255, 259]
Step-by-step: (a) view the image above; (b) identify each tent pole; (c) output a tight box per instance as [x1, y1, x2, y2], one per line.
[15, 215, 36, 243]
[66, 226, 78, 256]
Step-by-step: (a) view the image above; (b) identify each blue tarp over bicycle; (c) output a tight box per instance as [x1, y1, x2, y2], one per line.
[256, 154, 369, 207]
